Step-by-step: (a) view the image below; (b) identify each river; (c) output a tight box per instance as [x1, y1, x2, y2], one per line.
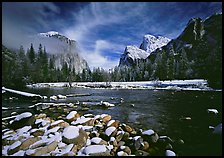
[2, 87, 222, 156]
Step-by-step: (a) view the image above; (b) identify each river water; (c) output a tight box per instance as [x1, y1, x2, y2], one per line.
[2, 87, 222, 156]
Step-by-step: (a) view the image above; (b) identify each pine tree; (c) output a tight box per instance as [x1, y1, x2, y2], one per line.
[28, 43, 36, 64]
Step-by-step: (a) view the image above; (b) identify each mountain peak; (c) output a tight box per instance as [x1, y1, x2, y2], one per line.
[140, 34, 170, 53]
[39, 31, 59, 37]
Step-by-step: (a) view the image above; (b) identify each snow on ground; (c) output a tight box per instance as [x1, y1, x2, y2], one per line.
[26, 79, 220, 91]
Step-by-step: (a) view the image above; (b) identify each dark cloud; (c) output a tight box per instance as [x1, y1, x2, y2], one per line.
[2, 2, 60, 49]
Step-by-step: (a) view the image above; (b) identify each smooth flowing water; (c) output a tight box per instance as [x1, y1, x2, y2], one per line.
[2, 87, 222, 156]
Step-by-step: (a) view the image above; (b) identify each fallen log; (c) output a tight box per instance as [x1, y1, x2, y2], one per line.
[2, 87, 43, 100]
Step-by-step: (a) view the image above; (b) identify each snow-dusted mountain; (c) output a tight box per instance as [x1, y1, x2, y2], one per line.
[38, 31, 89, 73]
[119, 46, 150, 67]
[119, 34, 170, 67]
[140, 34, 170, 53]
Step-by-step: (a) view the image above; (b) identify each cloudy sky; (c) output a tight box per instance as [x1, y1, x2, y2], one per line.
[2, 2, 222, 70]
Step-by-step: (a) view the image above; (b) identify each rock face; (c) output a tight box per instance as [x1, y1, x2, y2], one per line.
[38, 31, 89, 74]
[147, 13, 222, 88]
[119, 34, 170, 67]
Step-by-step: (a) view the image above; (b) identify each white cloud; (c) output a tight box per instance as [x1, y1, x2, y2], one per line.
[79, 39, 123, 70]
[61, 2, 151, 69]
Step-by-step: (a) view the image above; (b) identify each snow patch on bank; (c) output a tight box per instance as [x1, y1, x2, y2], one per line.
[26, 79, 220, 91]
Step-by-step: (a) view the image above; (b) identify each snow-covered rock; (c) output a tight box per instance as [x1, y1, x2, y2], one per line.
[66, 111, 80, 122]
[14, 112, 32, 121]
[101, 101, 115, 107]
[83, 145, 111, 156]
[8, 141, 22, 155]
[165, 149, 176, 156]
[71, 116, 94, 126]
[105, 126, 117, 136]
[9, 112, 35, 130]
[207, 109, 218, 114]
[62, 126, 88, 148]
[142, 129, 155, 136]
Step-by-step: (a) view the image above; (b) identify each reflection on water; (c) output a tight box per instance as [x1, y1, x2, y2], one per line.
[2, 87, 222, 156]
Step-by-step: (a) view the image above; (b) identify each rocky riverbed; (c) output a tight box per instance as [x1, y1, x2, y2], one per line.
[2, 101, 177, 156]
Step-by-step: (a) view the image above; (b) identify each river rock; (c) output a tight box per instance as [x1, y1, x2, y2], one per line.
[66, 111, 80, 122]
[120, 146, 131, 155]
[62, 126, 88, 149]
[135, 150, 150, 156]
[31, 129, 45, 137]
[71, 117, 95, 126]
[133, 136, 144, 150]
[101, 114, 112, 123]
[8, 141, 22, 155]
[116, 131, 124, 142]
[122, 124, 133, 133]
[33, 141, 58, 156]
[140, 141, 150, 151]
[165, 149, 176, 156]
[71, 145, 78, 154]
[107, 120, 120, 128]
[50, 120, 69, 129]
[105, 126, 117, 137]
[35, 113, 47, 119]
[117, 151, 128, 156]
[83, 145, 111, 156]
[9, 112, 35, 130]
[142, 129, 159, 143]
[122, 132, 130, 141]
[117, 141, 126, 147]
[19, 137, 41, 150]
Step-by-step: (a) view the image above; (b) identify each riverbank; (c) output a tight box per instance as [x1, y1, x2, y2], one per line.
[2, 102, 177, 156]
[26, 79, 221, 91]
